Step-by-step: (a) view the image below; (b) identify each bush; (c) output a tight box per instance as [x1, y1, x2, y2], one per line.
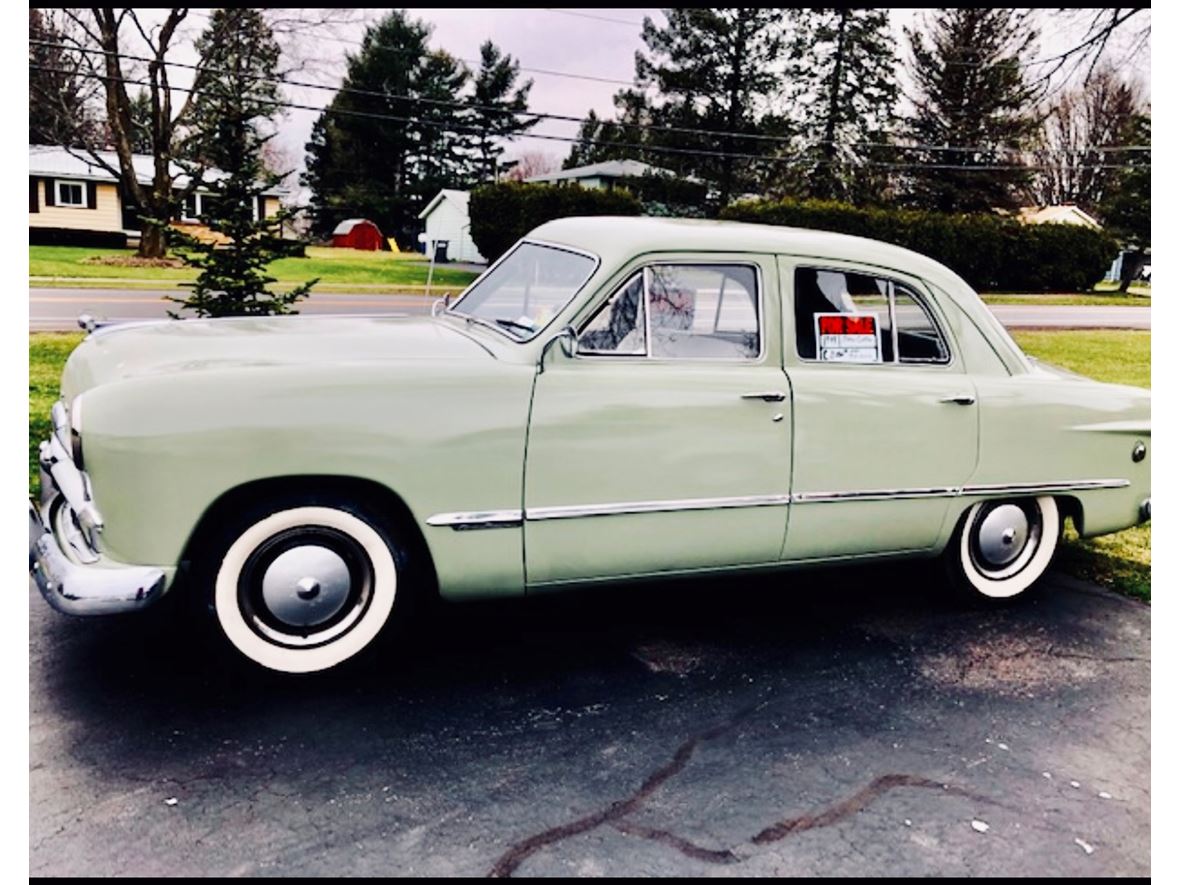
[720, 198, 1119, 292]
[470, 182, 641, 262]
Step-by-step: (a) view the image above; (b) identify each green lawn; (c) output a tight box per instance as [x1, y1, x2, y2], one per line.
[1012, 329, 1151, 601]
[28, 328, 1150, 600]
[29, 245, 481, 292]
[981, 293, 1151, 307]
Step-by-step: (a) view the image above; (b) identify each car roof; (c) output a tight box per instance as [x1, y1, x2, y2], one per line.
[530, 215, 959, 287]
[527, 215, 1031, 375]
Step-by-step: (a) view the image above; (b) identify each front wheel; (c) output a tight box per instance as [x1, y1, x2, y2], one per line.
[211, 504, 402, 673]
[945, 496, 1060, 603]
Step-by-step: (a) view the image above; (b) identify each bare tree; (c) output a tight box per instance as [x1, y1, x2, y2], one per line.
[1032, 8, 1150, 86]
[503, 151, 559, 182]
[1025, 64, 1145, 211]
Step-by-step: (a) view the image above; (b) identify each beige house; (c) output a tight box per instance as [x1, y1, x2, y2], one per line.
[1015, 204, 1102, 229]
[29, 145, 285, 247]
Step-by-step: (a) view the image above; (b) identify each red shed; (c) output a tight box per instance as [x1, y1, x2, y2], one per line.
[331, 218, 385, 250]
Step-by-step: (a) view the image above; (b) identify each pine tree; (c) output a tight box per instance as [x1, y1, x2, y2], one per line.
[303, 10, 479, 246]
[785, 9, 899, 204]
[1100, 113, 1150, 290]
[29, 9, 94, 146]
[167, 8, 316, 318]
[903, 9, 1042, 212]
[631, 9, 786, 203]
[468, 41, 537, 182]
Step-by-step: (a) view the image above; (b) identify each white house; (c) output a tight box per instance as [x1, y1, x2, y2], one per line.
[418, 189, 485, 264]
[523, 159, 675, 191]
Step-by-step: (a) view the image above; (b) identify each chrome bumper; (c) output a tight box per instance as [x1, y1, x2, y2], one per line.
[30, 431, 166, 616]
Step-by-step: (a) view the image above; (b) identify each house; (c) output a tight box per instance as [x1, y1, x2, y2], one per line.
[1015, 204, 1102, 229]
[523, 159, 675, 191]
[417, 189, 486, 263]
[29, 145, 286, 248]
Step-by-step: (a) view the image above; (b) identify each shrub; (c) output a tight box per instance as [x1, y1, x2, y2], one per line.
[720, 198, 1119, 292]
[469, 182, 641, 262]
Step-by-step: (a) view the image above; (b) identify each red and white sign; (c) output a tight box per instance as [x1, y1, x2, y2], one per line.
[814, 313, 882, 363]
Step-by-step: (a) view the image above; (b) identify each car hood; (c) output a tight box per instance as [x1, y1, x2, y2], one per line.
[61, 314, 497, 397]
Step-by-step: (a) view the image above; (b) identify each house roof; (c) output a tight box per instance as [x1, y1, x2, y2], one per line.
[524, 159, 674, 184]
[1016, 204, 1101, 229]
[28, 145, 287, 196]
[418, 189, 470, 219]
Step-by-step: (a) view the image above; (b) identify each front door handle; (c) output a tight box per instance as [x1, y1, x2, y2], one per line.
[741, 391, 786, 402]
[938, 394, 976, 405]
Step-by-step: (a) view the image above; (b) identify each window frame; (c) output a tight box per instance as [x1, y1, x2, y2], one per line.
[181, 192, 262, 223]
[792, 264, 955, 369]
[575, 259, 765, 364]
[54, 179, 86, 209]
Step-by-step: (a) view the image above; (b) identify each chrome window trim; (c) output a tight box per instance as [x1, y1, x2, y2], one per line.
[426, 480, 1130, 529]
[444, 238, 602, 343]
[791, 263, 955, 369]
[573, 259, 767, 364]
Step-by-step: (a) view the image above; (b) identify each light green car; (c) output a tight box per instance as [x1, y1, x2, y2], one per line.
[29, 217, 1151, 673]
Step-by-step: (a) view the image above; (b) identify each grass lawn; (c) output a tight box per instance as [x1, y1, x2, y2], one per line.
[29, 245, 481, 292]
[28, 328, 1150, 600]
[981, 293, 1151, 307]
[1012, 329, 1151, 601]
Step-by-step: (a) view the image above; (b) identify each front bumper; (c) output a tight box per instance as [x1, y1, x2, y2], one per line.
[30, 429, 166, 616]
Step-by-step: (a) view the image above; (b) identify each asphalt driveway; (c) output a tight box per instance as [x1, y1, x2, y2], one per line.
[30, 566, 1149, 876]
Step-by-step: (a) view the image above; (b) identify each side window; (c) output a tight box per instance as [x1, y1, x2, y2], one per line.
[794, 267, 949, 365]
[579, 272, 646, 355]
[579, 263, 760, 360]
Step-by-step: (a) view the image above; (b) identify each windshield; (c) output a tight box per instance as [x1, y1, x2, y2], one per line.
[448, 241, 598, 339]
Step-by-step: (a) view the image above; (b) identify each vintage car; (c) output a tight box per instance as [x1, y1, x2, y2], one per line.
[29, 217, 1151, 673]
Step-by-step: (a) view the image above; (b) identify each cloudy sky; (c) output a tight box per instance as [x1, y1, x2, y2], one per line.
[126, 8, 1151, 185]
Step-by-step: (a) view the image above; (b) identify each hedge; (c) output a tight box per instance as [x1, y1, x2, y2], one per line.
[720, 198, 1119, 292]
[469, 182, 641, 262]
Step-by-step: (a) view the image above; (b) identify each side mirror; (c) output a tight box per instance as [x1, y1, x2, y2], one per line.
[430, 292, 452, 316]
[538, 325, 578, 374]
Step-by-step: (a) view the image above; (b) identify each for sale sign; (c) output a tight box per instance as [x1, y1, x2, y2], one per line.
[814, 313, 882, 363]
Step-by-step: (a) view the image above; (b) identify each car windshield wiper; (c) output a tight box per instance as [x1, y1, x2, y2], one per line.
[492, 317, 536, 336]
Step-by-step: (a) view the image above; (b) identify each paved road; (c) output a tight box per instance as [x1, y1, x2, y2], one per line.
[30, 567, 1149, 876]
[29, 287, 1150, 331]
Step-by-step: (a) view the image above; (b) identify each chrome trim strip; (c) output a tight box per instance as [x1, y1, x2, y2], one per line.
[793, 487, 958, 504]
[428, 480, 1132, 529]
[527, 494, 792, 521]
[961, 479, 1130, 496]
[426, 510, 524, 530]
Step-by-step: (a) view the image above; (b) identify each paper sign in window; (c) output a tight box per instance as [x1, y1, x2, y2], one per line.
[814, 313, 882, 363]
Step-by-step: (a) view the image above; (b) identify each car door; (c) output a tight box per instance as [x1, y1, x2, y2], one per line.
[780, 258, 979, 560]
[524, 255, 792, 587]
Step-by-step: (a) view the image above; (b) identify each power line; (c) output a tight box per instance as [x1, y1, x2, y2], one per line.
[31, 40, 1152, 157]
[30, 62, 1147, 174]
[541, 9, 648, 27]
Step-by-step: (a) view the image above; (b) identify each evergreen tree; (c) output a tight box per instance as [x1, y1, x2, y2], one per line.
[785, 9, 899, 204]
[1100, 113, 1150, 291]
[168, 8, 316, 318]
[468, 41, 537, 182]
[303, 10, 477, 246]
[29, 9, 94, 146]
[903, 9, 1042, 212]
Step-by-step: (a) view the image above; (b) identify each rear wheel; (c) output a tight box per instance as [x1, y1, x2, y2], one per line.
[945, 496, 1060, 603]
[207, 502, 405, 673]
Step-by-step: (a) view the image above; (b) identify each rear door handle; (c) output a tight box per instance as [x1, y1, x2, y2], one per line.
[938, 394, 976, 405]
[741, 391, 786, 402]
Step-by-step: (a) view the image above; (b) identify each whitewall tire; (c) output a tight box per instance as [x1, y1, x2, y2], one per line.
[213, 506, 398, 673]
[948, 496, 1060, 601]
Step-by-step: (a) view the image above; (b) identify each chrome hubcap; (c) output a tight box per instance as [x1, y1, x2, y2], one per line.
[260, 545, 353, 627]
[975, 504, 1030, 568]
